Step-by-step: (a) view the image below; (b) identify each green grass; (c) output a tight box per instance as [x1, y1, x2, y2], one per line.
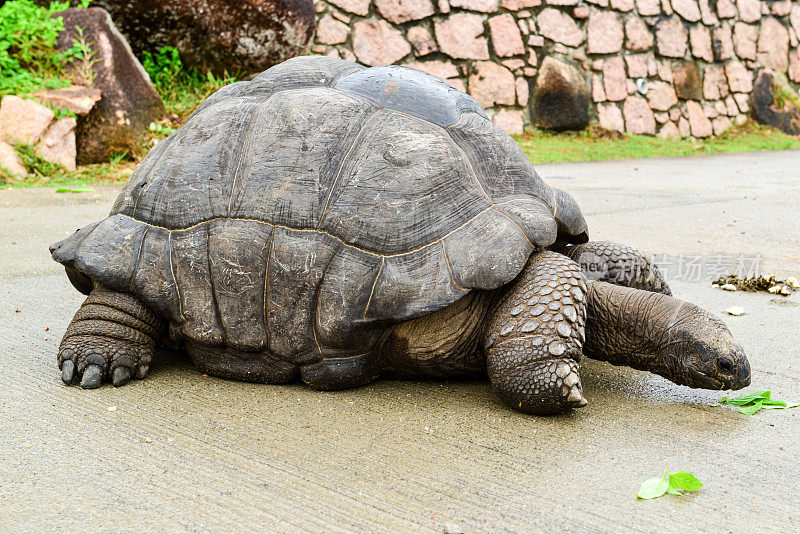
[515, 122, 800, 164]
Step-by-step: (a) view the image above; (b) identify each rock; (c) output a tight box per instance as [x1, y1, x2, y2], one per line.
[407, 26, 438, 56]
[657, 120, 680, 138]
[587, 10, 624, 54]
[703, 66, 729, 100]
[658, 63, 673, 82]
[717, 0, 736, 17]
[748, 71, 800, 135]
[789, 49, 800, 83]
[502, 59, 526, 70]
[792, 5, 800, 37]
[672, 62, 703, 100]
[771, 0, 791, 16]
[353, 20, 411, 66]
[602, 57, 627, 102]
[672, 0, 701, 21]
[635, 0, 660, 16]
[611, 0, 634, 11]
[592, 74, 606, 102]
[435, 14, 490, 60]
[32, 86, 101, 116]
[654, 111, 669, 123]
[598, 102, 625, 131]
[647, 81, 678, 110]
[655, 18, 689, 58]
[537, 8, 585, 47]
[533, 57, 589, 131]
[757, 17, 789, 72]
[317, 15, 350, 45]
[625, 17, 654, 51]
[737, 0, 762, 23]
[449, 0, 499, 11]
[573, 5, 590, 17]
[623, 96, 656, 134]
[678, 116, 691, 136]
[712, 116, 732, 136]
[501, 0, 541, 8]
[516, 77, 530, 106]
[468, 62, 516, 107]
[546, 0, 579, 4]
[712, 24, 734, 61]
[406, 60, 466, 90]
[725, 95, 740, 115]
[698, 0, 718, 24]
[725, 61, 753, 93]
[492, 108, 524, 134]
[686, 100, 713, 137]
[733, 23, 758, 60]
[35, 118, 77, 171]
[624, 55, 648, 78]
[438, 0, 451, 12]
[0, 141, 27, 179]
[376, 0, 435, 24]
[488, 14, 525, 57]
[328, 0, 371, 14]
[734, 93, 750, 112]
[55, 8, 164, 164]
[0, 95, 54, 145]
[88, 0, 315, 76]
[690, 25, 713, 62]
[406, 60, 459, 80]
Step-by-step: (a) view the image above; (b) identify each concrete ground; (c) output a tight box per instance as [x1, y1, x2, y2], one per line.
[1, 151, 798, 533]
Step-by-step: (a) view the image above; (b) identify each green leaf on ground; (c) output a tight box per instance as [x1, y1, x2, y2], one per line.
[637, 471, 703, 500]
[668, 472, 703, 491]
[636, 472, 670, 500]
[55, 186, 93, 193]
[718, 390, 799, 414]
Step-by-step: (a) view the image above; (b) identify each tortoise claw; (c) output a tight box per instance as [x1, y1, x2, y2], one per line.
[61, 360, 76, 385]
[112, 366, 132, 387]
[80, 364, 103, 389]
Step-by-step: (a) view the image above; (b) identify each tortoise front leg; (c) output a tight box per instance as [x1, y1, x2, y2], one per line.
[558, 240, 672, 295]
[483, 251, 588, 414]
[58, 286, 163, 388]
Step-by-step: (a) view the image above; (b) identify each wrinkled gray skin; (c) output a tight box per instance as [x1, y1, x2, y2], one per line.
[50, 57, 750, 415]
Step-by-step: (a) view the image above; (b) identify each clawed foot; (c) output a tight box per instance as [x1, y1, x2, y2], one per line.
[59, 335, 152, 388]
[57, 286, 162, 389]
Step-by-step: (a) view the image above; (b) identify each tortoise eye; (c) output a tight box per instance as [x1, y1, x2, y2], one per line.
[718, 357, 734, 373]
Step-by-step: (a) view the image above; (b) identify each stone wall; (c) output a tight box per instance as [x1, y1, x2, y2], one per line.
[310, 0, 800, 138]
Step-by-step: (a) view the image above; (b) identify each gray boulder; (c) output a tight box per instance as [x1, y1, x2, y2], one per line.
[532, 57, 589, 131]
[77, 0, 315, 77]
[55, 7, 165, 164]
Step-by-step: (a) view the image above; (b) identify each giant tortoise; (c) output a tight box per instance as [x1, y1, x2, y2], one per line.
[50, 56, 750, 414]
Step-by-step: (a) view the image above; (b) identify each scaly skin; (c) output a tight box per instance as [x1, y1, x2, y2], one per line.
[557, 241, 672, 296]
[583, 281, 750, 390]
[483, 251, 588, 414]
[58, 286, 163, 388]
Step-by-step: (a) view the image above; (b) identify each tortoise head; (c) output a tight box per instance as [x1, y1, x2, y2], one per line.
[667, 310, 751, 391]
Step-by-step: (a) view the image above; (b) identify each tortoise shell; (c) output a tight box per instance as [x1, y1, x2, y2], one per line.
[52, 56, 578, 362]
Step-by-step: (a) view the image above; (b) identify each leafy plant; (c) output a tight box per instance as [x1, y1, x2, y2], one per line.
[63, 25, 98, 86]
[636, 471, 703, 500]
[14, 143, 67, 180]
[0, 0, 93, 95]
[141, 45, 237, 116]
[716, 390, 799, 415]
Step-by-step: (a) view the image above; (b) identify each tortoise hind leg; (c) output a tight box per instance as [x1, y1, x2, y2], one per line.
[300, 351, 381, 390]
[185, 342, 298, 383]
[483, 251, 588, 414]
[59, 286, 163, 388]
